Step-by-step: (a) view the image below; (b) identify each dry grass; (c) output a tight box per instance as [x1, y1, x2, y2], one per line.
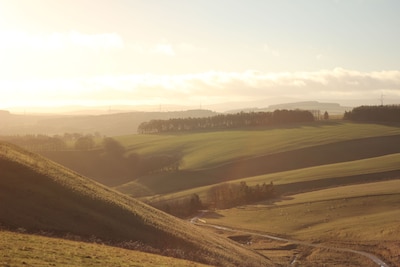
[0, 142, 272, 267]
[202, 180, 400, 266]
[0, 230, 210, 267]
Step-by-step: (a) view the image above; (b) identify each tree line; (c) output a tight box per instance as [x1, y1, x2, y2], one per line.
[138, 110, 315, 133]
[0, 133, 105, 152]
[151, 181, 276, 217]
[344, 105, 400, 122]
[206, 181, 276, 209]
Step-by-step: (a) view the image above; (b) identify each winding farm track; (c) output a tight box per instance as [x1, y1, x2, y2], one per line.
[190, 213, 389, 267]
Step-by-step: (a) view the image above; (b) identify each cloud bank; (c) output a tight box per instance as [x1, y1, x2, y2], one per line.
[2, 68, 400, 110]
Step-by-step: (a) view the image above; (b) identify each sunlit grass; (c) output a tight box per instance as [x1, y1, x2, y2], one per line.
[237, 153, 400, 185]
[203, 179, 400, 241]
[116, 122, 400, 169]
[141, 153, 400, 203]
[0, 231, 210, 267]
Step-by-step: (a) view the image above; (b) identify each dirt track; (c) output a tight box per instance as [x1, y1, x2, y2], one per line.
[191, 212, 390, 267]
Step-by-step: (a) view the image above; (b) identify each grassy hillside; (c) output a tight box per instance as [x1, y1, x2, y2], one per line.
[202, 180, 400, 266]
[0, 142, 272, 267]
[118, 121, 400, 169]
[117, 134, 400, 196]
[136, 153, 400, 204]
[204, 179, 400, 240]
[0, 230, 210, 267]
[39, 122, 400, 196]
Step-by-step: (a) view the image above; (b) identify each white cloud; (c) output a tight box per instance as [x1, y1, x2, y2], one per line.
[2, 68, 400, 109]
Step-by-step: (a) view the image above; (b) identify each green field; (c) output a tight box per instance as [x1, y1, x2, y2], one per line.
[116, 121, 400, 169]
[137, 153, 400, 204]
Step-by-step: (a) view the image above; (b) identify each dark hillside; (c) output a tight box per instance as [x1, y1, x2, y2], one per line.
[0, 142, 271, 267]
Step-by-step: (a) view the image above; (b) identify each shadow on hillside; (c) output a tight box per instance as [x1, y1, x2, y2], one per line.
[203, 211, 225, 219]
[248, 196, 295, 207]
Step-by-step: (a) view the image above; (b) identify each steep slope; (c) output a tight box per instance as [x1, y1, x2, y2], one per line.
[0, 142, 272, 267]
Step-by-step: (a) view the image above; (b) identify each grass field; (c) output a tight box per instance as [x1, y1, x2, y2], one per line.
[202, 179, 400, 266]
[37, 121, 400, 198]
[0, 230, 210, 267]
[124, 152, 400, 203]
[203, 180, 400, 240]
[112, 121, 400, 199]
[116, 121, 400, 169]
[3, 119, 400, 266]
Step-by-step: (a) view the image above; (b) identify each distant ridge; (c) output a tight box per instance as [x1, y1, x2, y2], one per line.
[227, 101, 352, 115]
[0, 142, 271, 266]
[0, 109, 217, 135]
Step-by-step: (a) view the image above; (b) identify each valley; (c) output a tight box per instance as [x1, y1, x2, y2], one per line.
[1, 108, 400, 266]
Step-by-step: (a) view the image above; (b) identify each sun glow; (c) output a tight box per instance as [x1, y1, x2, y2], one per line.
[0, 1, 399, 111]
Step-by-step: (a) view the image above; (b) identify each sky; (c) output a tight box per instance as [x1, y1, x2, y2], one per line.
[1, 0, 400, 112]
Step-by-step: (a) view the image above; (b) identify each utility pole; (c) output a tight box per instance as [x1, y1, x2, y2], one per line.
[380, 93, 384, 106]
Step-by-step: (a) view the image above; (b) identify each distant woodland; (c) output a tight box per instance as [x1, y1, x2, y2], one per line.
[344, 105, 400, 122]
[138, 110, 315, 133]
[0, 133, 101, 151]
[151, 181, 276, 217]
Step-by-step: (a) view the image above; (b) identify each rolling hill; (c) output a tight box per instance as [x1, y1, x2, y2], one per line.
[36, 121, 400, 198]
[0, 142, 272, 266]
[0, 109, 217, 135]
[201, 179, 400, 266]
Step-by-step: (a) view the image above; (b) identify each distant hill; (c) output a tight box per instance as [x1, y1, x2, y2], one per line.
[0, 109, 217, 136]
[0, 142, 271, 267]
[227, 101, 352, 115]
[0, 110, 11, 116]
[0, 103, 351, 135]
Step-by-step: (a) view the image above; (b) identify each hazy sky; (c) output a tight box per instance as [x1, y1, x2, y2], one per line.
[1, 0, 400, 111]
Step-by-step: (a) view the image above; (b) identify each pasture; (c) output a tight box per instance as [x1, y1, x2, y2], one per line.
[116, 121, 400, 169]
[124, 153, 400, 201]
[202, 180, 400, 266]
